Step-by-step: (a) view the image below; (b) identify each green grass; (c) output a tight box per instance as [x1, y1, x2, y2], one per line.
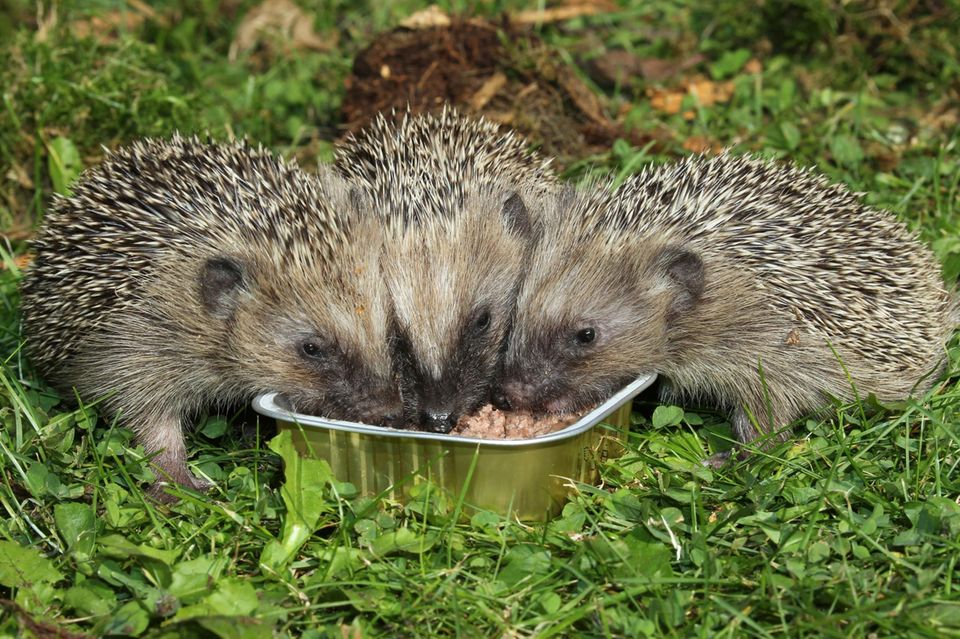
[1, 1, 959, 637]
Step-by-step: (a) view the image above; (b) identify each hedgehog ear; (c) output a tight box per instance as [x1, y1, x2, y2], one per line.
[501, 192, 533, 239]
[200, 257, 248, 319]
[657, 246, 704, 321]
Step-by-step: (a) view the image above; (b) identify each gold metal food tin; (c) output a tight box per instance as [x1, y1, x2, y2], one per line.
[252, 374, 656, 520]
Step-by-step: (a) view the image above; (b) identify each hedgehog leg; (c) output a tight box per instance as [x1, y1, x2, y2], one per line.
[138, 410, 212, 501]
[731, 404, 766, 445]
[702, 450, 732, 468]
[701, 406, 748, 468]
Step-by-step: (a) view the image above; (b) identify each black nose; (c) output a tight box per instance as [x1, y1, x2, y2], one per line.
[421, 411, 456, 434]
[491, 388, 512, 411]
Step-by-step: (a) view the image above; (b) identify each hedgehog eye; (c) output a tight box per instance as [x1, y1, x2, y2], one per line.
[298, 340, 326, 360]
[470, 308, 491, 334]
[575, 328, 597, 345]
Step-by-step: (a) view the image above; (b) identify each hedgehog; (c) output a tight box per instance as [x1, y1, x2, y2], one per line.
[333, 108, 561, 433]
[495, 154, 958, 462]
[20, 136, 401, 496]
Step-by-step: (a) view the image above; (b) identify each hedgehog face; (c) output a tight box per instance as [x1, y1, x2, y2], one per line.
[333, 109, 559, 432]
[497, 230, 705, 415]
[199, 221, 403, 427]
[385, 191, 533, 433]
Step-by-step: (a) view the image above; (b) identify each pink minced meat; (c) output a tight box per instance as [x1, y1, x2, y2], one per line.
[451, 404, 585, 439]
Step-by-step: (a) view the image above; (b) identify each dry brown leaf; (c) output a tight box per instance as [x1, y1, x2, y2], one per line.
[483, 111, 516, 126]
[127, 0, 160, 19]
[468, 72, 508, 110]
[648, 77, 734, 115]
[512, 2, 613, 25]
[920, 101, 959, 133]
[72, 11, 145, 40]
[687, 80, 713, 104]
[1, 252, 34, 270]
[34, 3, 57, 43]
[1, 227, 32, 242]
[5, 164, 33, 190]
[70, 2, 160, 42]
[557, 71, 609, 127]
[648, 88, 683, 115]
[681, 136, 722, 154]
[639, 55, 705, 82]
[399, 4, 451, 29]
[865, 142, 901, 172]
[516, 83, 539, 100]
[338, 623, 363, 639]
[688, 79, 734, 106]
[590, 51, 705, 87]
[744, 58, 763, 74]
[230, 0, 334, 61]
[588, 50, 638, 87]
[14, 253, 34, 270]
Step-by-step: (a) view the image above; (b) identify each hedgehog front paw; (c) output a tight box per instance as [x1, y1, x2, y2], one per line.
[147, 450, 214, 502]
[701, 450, 732, 469]
[147, 475, 214, 503]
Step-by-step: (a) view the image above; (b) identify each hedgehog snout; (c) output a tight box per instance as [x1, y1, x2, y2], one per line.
[354, 384, 404, 428]
[413, 376, 474, 433]
[420, 410, 457, 434]
[496, 378, 541, 412]
[491, 388, 512, 411]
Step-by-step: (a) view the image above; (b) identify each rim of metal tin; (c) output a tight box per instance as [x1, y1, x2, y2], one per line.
[252, 373, 657, 447]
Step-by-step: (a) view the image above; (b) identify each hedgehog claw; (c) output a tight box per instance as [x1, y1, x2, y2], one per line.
[147, 476, 214, 504]
[702, 450, 732, 469]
